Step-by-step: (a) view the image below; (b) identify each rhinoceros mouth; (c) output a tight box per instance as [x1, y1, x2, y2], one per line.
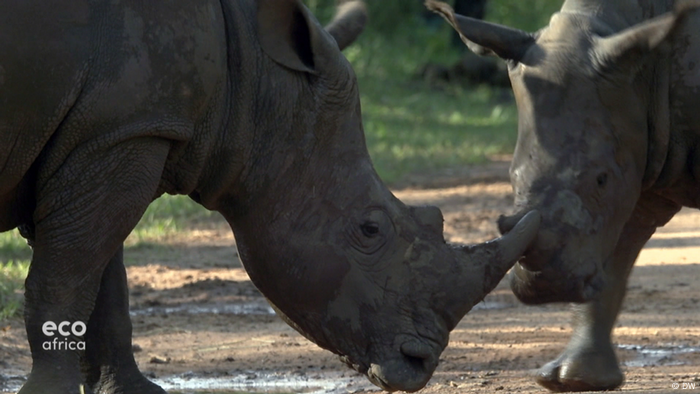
[366, 355, 437, 392]
[510, 261, 605, 304]
[339, 337, 441, 392]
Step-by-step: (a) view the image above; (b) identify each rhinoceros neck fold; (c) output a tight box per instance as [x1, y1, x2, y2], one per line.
[177, 1, 322, 211]
[154, 1, 266, 208]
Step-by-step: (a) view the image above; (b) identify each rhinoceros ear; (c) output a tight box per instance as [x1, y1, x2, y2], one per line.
[257, 0, 337, 74]
[592, 1, 700, 77]
[425, 0, 534, 62]
[325, 1, 367, 51]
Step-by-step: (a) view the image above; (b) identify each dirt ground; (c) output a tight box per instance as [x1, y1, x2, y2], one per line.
[2, 161, 700, 394]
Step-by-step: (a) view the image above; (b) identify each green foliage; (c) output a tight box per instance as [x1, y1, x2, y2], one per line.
[302, 0, 565, 184]
[311, 0, 564, 35]
[487, 0, 564, 31]
[0, 196, 210, 258]
[333, 1, 534, 183]
[308, 0, 426, 36]
[302, 0, 566, 183]
[362, 1, 426, 36]
[360, 80, 517, 183]
[0, 260, 29, 321]
[126, 195, 214, 246]
[304, 0, 336, 23]
[0, 196, 212, 319]
[0, 232, 30, 320]
[0, 230, 31, 262]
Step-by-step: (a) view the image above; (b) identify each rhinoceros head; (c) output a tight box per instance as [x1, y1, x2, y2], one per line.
[207, 1, 541, 391]
[427, 0, 700, 304]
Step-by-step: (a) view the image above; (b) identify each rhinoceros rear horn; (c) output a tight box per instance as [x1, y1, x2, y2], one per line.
[592, 1, 700, 77]
[325, 1, 367, 51]
[425, 0, 534, 62]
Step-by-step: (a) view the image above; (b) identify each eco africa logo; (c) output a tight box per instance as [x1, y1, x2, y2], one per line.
[42, 321, 86, 350]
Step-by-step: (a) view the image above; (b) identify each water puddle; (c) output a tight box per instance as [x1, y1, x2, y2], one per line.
[155, 371, 374, 394]
[471, 300, 511, 311]
[129, 296, 511, 318]
[130, 302, 276, 317]
[619, 344, 700, 367]
[1, 371, 373, 394]
[0, 372, 26, 393]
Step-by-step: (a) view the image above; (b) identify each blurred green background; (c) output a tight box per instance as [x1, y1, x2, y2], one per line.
[0, 0, 564, 320]
[310, 0, 563, 183]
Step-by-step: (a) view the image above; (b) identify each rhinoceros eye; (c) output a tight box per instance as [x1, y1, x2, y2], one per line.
[360, 222, 380, 237]
[347, 209, 393, 255]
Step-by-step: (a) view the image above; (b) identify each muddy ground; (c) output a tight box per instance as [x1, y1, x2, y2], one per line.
[2, 161, 700, 394]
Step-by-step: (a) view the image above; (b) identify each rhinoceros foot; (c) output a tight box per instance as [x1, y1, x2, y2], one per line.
[18, 377, 94, 394]
[90, 373, 167, 394]
[535, 339, 623, 392]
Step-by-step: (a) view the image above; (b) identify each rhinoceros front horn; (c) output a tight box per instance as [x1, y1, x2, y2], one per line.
[442, 210, 540, 329]
[325, 1, 368, 51]
[425, 0, 534, 61]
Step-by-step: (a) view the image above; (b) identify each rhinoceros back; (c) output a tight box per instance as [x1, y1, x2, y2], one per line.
[0, 0, 230, 231]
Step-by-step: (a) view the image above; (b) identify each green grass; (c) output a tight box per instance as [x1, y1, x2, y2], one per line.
[0, 259, 29, 321]
[0, 230, 32, 262]
[346, 22, 518, 183]
[0, 230, 31, 320]
[362, 85, 517, 183]
[126, 195, 214, 247]
[338, 0, 565, 183]
[0, 196, 210, 320]
[0, 195, 209, 257]
[488, 0, 564, 31]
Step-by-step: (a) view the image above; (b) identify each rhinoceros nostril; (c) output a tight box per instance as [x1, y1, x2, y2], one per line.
[400, 340, 433, 364]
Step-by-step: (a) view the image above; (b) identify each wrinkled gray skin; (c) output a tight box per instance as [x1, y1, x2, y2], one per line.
[0, 1, 541, 393]
[428, 0, 700, 391]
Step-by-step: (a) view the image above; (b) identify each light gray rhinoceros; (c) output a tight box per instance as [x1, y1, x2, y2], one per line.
[0, 1, 540, 393]
[428, 0, 700, 392]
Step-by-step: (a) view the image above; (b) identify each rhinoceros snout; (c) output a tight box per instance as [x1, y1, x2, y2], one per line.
[367, 354, 436, 393]
[509, 261, 605, 304]
[500, 208, 607, 303]
[339, 337, 441, 392]
[360, 338, 441, 392]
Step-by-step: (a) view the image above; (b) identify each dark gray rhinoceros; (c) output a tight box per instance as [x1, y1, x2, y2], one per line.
[428, 0, 700, 391]
[0, 1, 541, 393]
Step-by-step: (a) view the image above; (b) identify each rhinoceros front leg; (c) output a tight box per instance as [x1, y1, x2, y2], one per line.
[81, 245, 166, 394]
[536, 197, 680, 392]
[18, 139, 170, 394]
